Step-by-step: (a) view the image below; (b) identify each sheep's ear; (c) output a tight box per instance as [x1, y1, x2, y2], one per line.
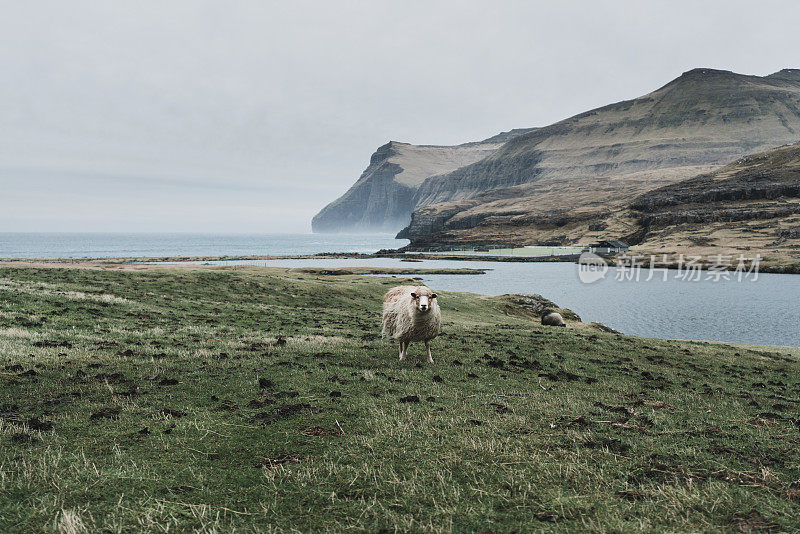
[410, 292, 417, 299]
[431, 293, 437, 299]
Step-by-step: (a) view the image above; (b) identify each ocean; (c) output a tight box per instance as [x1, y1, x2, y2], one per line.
[0, 232, 408, 258]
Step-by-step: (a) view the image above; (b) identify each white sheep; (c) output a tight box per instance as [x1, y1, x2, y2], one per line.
[541, 310, 566, 327]
[381, 285, 441, 363]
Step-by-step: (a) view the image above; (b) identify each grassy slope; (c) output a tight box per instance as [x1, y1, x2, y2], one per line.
[1, 266, 799, 532]
[624, 143, 800, 272]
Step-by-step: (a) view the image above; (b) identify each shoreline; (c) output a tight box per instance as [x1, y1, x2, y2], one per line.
[0, 259, 485, 277]
[1, 250, 798, 274]
[1, 259, 798, 349]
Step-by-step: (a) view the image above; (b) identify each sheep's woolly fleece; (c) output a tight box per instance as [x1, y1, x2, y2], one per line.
[381, 285, 441, 342]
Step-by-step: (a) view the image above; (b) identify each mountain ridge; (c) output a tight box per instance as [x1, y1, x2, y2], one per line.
[312, 68, 800, 243]
[397, 68, 800, 246]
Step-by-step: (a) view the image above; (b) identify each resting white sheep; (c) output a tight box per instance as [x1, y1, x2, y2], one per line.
[541, 310, 566, 327]
[381, 285, 441, 363]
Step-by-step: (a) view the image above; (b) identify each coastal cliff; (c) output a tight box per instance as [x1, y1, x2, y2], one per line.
[312, 130, 532, 233]
[399, 68, 800, 246]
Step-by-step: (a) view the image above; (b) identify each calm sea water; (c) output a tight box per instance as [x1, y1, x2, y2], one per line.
[0, 233, 408, 258]
[174, 257, 800, 348]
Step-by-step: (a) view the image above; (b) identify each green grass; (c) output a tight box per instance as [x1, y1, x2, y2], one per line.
[1, 266, 799, 532]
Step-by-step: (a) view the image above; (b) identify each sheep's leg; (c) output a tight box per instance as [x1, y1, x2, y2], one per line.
[425, 340, 433, 364]
[398, 341, 406, 361]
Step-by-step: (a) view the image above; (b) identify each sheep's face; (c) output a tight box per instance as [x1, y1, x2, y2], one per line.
[410, 288, 437, 313]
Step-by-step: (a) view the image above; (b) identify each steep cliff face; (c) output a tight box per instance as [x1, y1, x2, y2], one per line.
[311, 129, 533, 233]
[399, 68, 800, 245]
[312, 143, 413, 233]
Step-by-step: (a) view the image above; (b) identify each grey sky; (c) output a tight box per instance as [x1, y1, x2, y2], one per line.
[2, 0, 799, 233]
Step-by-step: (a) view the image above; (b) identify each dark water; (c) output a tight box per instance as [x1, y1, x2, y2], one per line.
[181, 257, 800, 348]
[0, 233, 408, 258]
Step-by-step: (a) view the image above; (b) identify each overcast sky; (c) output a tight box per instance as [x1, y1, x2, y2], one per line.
[2, 0, 799, 233]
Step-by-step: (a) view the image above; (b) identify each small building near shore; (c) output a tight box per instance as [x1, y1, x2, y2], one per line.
[590, 240, 629, 254]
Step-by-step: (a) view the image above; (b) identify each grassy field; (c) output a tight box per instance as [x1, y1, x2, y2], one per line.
[1, 265, 800, 532]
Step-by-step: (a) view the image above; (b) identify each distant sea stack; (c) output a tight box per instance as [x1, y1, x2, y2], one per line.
[311, 130, 534, 233]
[314, 68, 800, 245]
